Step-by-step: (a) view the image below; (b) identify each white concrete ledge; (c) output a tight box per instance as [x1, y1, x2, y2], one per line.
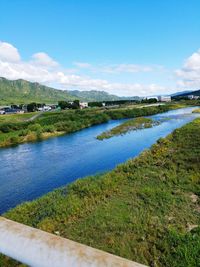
[0, 217, 148, 267]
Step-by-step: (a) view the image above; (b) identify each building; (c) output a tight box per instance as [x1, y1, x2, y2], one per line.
[187, 95, 199, 100]
[16, 110, 25, 114]
[158, 96, 171, 102]
[37, 106, 52, 112]
[79, 102, 88, 109]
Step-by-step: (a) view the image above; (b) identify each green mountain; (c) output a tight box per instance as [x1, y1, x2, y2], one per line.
[68, 90, 121, 102]
[170, 90, 192, 97]
[0, 77, 131, 104]
[0, 77, 77, 104]
[172, 89, 200, 99]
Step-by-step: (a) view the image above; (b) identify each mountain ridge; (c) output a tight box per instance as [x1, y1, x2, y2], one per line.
[0, 77, 127, 104]
[2, 77, 198, 104]
[171, 89, 200, 98]
[170, 90, 193, 97]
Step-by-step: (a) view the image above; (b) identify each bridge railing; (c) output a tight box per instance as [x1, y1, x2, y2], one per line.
[0, 217, 147, 267]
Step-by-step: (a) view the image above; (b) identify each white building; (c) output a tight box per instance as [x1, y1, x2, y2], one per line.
[79, 102, 88, 109]
[158, 96, 171, 102]
[188, 95, 199, 100]
[37, 106, 52, 112]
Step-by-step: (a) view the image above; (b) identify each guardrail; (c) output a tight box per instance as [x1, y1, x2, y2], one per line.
[0, 217, 148, 267]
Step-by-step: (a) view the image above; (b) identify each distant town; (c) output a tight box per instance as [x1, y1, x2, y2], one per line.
[1, 93, 200, 115]
[0, 95, 174, 115]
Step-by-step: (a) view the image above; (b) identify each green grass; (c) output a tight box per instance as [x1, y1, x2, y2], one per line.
[97, 117, 158, 140]
[1, 118, 200, 266]
[0, 113, 36, 123]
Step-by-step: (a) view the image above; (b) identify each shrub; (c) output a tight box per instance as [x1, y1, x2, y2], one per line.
[28, 123, 42, 132]
[9, 136, 20, 146]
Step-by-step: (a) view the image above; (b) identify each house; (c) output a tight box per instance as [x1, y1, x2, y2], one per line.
[37, 106, 52, 112]
[187, 95, 199, 100]
[158, 96, 171, 102]
[79, 102, 88, 109]
[16, 110, 24, 114]
[188, 95, 194, 100]
[49, 104, 58, 110]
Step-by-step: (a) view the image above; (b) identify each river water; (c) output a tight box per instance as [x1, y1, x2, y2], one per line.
[0, 106, 199, 214]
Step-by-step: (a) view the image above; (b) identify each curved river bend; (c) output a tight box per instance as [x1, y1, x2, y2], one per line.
[0, 106, 199, 214]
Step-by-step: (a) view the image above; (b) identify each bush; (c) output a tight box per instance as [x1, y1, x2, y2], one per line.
[9, 136, 20, 146]
[28, 123, 42, 132]
[43, 125, 56, 133]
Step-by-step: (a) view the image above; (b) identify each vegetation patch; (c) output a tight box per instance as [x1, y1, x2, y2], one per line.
[1, 118, 200, 266]
[97, 117, 159, 140]
[192, 108, 200, 113]
[0, 104, 184, 148]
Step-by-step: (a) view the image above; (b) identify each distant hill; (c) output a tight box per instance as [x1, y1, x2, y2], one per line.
[172, 89, 200, 99]
[170, 90, 193, 97]
[68, 90, 121, 102]
[0, 77, 76, 104]
[0, 77, 131, 104]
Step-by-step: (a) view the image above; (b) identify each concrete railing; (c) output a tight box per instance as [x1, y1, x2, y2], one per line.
[0, 217, 148, 267]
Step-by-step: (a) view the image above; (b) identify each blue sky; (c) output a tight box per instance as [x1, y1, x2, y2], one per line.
[0, 0, 200, 96]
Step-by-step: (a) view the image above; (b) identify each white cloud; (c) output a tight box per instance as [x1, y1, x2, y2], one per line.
[175, 49, 200, 88]
[0, 41, 170, 96]
[184, 49, 200, 70]
[73, 62, 155, 74]
[0, 41, 21, 62]
[73, 62, 91, 68]
[32, 52, 59, 67]
[99, 64, 153, 74]
[57, 74, 167, 96]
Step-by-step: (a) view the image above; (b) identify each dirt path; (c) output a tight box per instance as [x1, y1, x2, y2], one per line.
[26, 112, 43, 122]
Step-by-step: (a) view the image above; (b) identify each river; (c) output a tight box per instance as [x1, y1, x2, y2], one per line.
[0, 106, 199, 214]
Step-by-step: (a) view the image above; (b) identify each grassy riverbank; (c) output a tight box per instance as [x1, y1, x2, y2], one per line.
[193, 108, 200, 113]
[1, 117, 200, 267]
[0, 104, 180, 148]
[97, 117, 158, 140]
[0, 113, 37, 123]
